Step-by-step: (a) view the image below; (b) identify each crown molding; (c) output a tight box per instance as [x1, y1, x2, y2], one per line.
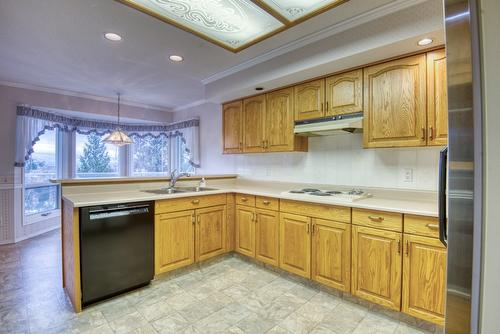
[172, 99, 211, 112]
[0, 80, 173, 112]
[201, 0, 429, 85]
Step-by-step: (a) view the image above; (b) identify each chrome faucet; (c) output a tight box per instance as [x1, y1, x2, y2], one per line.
[168, 169, 191, 189]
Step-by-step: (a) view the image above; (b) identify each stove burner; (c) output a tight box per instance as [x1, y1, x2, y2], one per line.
[326, 191, 342, 194]
[302, 188, 321, 193]
[309, 192, 332, 196]
[289, 190, 305, 194]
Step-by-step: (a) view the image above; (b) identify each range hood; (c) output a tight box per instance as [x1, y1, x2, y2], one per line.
[294, 112, 363, 136]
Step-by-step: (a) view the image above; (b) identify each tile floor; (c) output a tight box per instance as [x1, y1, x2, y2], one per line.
[0, 230, 431, 334]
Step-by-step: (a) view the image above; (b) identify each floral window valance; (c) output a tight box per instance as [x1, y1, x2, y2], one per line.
[15, 105, 200, 168]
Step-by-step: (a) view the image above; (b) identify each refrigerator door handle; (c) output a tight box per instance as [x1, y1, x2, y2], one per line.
[438, 146, 448, 246]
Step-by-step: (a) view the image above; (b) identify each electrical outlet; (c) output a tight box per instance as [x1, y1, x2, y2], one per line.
[403, 168, 414, 183]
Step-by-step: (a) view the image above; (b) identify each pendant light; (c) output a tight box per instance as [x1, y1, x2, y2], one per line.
[103, 93, 134, 146]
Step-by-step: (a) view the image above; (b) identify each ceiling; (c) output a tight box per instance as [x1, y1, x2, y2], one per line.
[0, 0, 442, 111]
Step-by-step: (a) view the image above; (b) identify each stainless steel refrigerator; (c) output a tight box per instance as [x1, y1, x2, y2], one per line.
[442, 0, 483, 333]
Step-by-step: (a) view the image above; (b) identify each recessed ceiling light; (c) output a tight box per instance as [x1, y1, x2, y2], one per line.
[169, 55, 184, 62]
[104, 32, 122, 42]
[418, 38, 433, 46]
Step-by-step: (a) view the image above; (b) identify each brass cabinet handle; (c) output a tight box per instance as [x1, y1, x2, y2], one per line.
[421, 128, 426, 140]
[320, 102, 324, 112]
[405, 240, 410, 256]
[326, 101, 329, 112]
[429, 127, 434, 140]
[241, 197, 248, 202]
[265, 140, 269, 149]
[239, 142, 242, 151]
[254, 212, 258, 223]
[312, 224, 316, 235]
[426, 223, 439, 230]
[262, 140, 265, 148]
[192, 215, 195, 225]
[191, 199, 200, 204]
[397, 239, 401, 254]
[262, 200, 271, 205]
[368, 215, 384, 222]
[306, 224, 310, 234]
[197, 215, 200, 224]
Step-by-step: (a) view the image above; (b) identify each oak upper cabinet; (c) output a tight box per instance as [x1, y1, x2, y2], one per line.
[243, 95, 266, 153]
[255, 208, 280, 266]
[195, 205, 226, 262]
[325, 69, 363, 116]
[402, 234, 447, 325]
[311, 219, 351, 292]
[294, 79, 325, 121]
[265, 88, 308, 152]
[235, 205, 256, 257]
[427, 49, 448, 146]
[222, 101, 243, 154]
[155, 210, 195, 275]
[363, 54, 427, 148]
[352, 225, 402, 311]
[279, 213, 311, 279]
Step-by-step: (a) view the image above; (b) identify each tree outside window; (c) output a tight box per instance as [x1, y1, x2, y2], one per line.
[75, 133, 119, 178]
[131, 136, 169, 176]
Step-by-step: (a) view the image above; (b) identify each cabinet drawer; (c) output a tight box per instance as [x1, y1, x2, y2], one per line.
[235, 194, 256, 207]
[352, 208, 402, 232]
[256, 196, 279, 211]
[404, 215, 440, 238]
[155, 194, 226, 214]
[280, 200, 350, 223]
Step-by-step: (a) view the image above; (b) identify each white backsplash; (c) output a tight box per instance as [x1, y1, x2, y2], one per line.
[233, 134, 442, 191]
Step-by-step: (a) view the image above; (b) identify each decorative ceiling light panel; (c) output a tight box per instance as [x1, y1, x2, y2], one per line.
[118, 0, 284, 51]
[257, 0, 347, 22]
[117, 0, 349, 52]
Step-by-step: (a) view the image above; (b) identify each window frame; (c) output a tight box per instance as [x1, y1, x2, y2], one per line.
[22, 129, 62, 225]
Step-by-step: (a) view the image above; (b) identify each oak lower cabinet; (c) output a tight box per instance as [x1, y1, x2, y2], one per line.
[279, 213, 311, 279]
[235, 205, 256, 257]
[255, 208, 279, 266]
[195, 205, 226, 262]
[351, 225, 403, 311]
[155, 199, 227, 275]
[311, 219, 351, 292]
[402, 234, 447, 325]
[155, 210, 195, 274]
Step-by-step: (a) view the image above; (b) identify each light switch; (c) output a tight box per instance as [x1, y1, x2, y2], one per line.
[403, 168, 414, 183]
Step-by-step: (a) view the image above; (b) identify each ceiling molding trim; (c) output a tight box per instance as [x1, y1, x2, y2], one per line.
[0, 80, 173, 112]
[172, 99, 209, 112]
[201, 0, 429, 85]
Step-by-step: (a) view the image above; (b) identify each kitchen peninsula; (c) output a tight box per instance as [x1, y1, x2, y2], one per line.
[57, 175, 446, 326]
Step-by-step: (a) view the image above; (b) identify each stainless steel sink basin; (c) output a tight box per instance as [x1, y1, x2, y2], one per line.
[175, 187, 219, 192]
[142, 187, 218, 195]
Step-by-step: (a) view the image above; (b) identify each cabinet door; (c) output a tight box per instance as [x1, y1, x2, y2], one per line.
[265, 88, 295, 152]
[427, 49, 448, 146]
[195, 205, 226, 262]
[279, 213, 311, 278]
[243, 95, 266, 153]
[235, 205, 255, 257]
[325, 69, 363, 116]
[403, 234, 447, 325]
[294, 79, 325, 121]
[311, 219, 351, 292]
[363, 54, 427, 148]
[352, 226, 402, 310]
[155, 210, 195, 275]
[223, 101, 243, 154]
[255, 208, 279, 266]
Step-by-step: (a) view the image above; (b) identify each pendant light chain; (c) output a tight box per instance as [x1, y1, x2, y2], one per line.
[117, 93, 121, 127]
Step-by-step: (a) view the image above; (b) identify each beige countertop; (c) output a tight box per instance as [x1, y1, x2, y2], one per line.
[61, 178, 438, 217]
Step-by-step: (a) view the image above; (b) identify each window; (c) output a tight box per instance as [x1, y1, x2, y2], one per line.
[75, 133, 120, 178]
[24, 129, 59, 217]
[176, 137, 195, 174]
[130, 136, 170, 176]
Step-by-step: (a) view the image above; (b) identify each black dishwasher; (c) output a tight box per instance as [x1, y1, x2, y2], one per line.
[80, 201, 154, 306]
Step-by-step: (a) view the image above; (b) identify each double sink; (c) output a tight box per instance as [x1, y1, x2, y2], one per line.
[142, 186, 218, 195]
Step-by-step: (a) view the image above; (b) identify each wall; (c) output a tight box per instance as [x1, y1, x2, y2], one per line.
[479, 0, 500, 331]
[0, 84, 174, 244]
[174, 103, 441, 191]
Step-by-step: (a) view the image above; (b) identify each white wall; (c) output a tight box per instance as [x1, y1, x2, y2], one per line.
[175, 102, 441, 190]
[479, 0, 500, 331]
